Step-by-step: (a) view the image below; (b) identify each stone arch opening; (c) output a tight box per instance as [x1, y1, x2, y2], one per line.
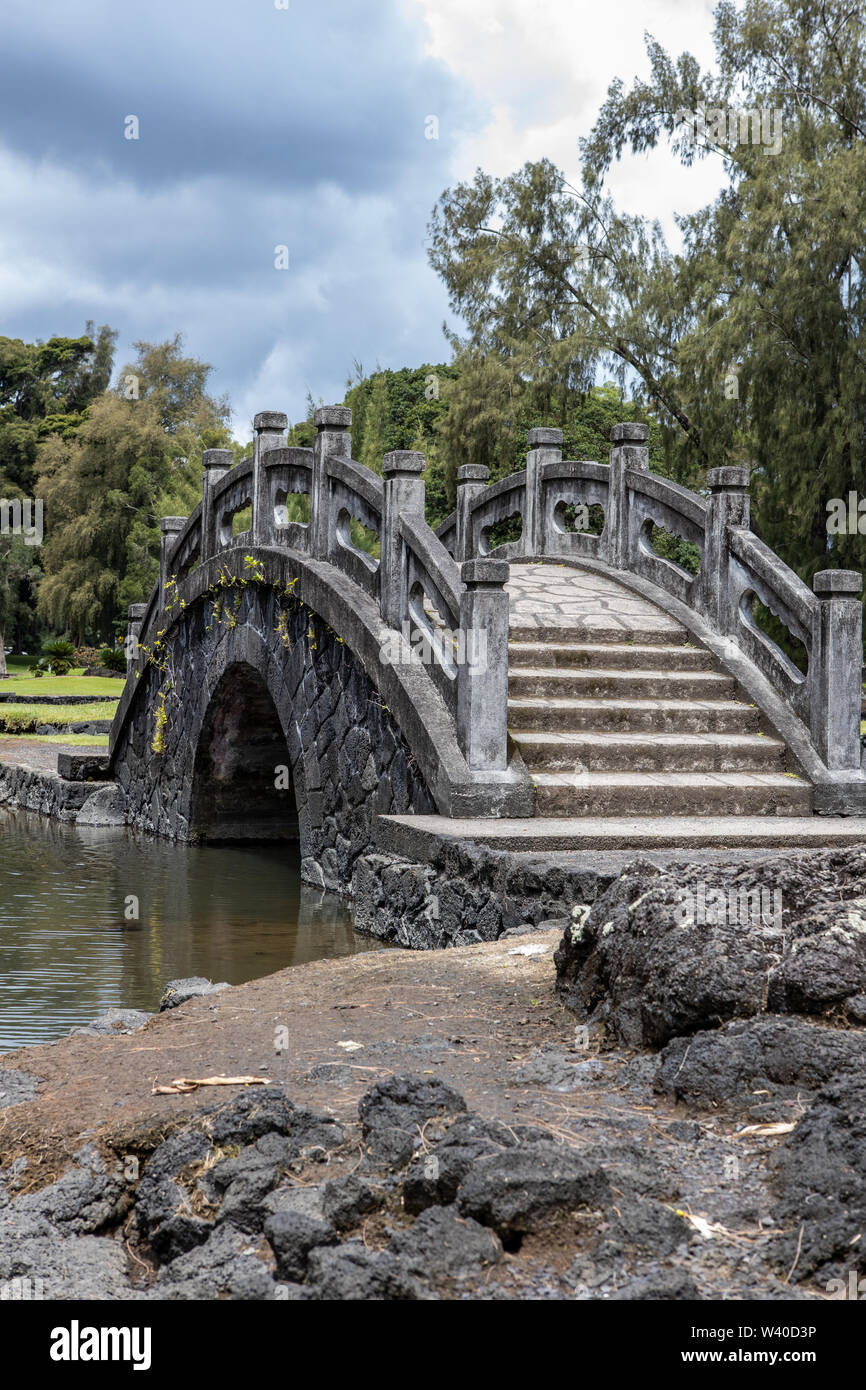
[190, 662, 298, 842]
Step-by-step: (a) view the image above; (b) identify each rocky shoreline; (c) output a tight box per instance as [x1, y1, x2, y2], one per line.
[0, 844, 864, 1301]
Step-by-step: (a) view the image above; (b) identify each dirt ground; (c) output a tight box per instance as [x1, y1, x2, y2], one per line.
[0, 929, 826, 1300]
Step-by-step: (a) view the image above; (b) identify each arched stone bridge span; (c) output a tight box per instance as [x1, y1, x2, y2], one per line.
[103, 405, 866, 892]
[108, 406, 532, 889]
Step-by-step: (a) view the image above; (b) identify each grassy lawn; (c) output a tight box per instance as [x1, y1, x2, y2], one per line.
[0, 673, 123, 698]
[0, 702, 118, 731]
[0, 733, 109, 746]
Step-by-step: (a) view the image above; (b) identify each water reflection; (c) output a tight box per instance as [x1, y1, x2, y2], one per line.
[0, 807, 381, 1052]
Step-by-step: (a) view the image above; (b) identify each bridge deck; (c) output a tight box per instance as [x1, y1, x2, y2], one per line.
[507, 561, 686, 643]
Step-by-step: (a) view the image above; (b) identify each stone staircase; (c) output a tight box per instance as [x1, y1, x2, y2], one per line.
[506, 577, 813, 820]
[381, 562, 866, 857]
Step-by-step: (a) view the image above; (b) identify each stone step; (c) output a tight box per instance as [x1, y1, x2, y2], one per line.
[509, 621, 689, 647]
[508, 696, 763, 734]
[507, 640, 715, 671]
[512, 729, 786, 773]
[530, 771, 812, 818]
[377, 812, 866, 854]
[508, 667, 737, 701]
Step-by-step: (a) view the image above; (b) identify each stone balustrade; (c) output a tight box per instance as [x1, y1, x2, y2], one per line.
[437, 423, 864, 790]
[132, 407, 864, 799]
[145, 406, 510, 774]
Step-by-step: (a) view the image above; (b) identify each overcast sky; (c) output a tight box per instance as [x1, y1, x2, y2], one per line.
[0, 0, 725, 439]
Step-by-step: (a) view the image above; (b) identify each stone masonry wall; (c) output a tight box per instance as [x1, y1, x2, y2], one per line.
[350, 841, 625, 948]
[111, 581, 435, 892]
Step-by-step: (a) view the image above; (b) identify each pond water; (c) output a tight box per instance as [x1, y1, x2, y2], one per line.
[0, 808, 382, 1053]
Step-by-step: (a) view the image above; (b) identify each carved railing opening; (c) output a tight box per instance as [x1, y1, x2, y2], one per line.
[274, 489, 311, 528]
[484, 511, 523, 554]
[741, 592, 809, 680]
[554, 500, 605, 538]
[645, 522, 701, 579]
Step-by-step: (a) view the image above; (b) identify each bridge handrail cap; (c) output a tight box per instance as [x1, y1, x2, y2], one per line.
[610, 422, 649, 443]
[527, 427, 562, 447]
[707, 465, 750, 490]
[254, 411, 288, 431]
[315, 405, 352, 429]
[461, 557, 509, 587]
[202, 448, 234, 469]
[128, 604, 147, 619]
[813, 569, 863, 597]
[160, 516, 187, 533]
[382, 450, 425, 476]
[457, 464, 490, 483]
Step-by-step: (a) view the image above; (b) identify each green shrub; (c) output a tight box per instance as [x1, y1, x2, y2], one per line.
[30, 637, 77, 677]
[97, 645, 128, 673]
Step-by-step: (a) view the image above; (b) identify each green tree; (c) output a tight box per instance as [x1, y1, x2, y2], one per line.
[428, 0, 866, 583]
[358, 370, 389, 475]
[36, 337, 231, 642]
[0, 324, 116, 493]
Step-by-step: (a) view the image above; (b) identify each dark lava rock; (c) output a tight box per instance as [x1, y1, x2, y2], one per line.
[202, 1138, 297, 1233]
[388, 1204, 502, 1279]
[582, 1140, 677, 1201]
[555, 851, 866, 1046]
[0, 1211, 137, 1300]
[501, 917, 568, 939]
[135, 1129, 213, 1257]
[217, 1167, 281, 1233]
[12, 1145, 126, 1235]
[140, 1130, 212, 1189]
[136, 1167, 195, 1245]
[0, 1069, 38, 1109]
[402, 1113, 545, 1215]
[150, 1214, 212, 1263]
[154, 1223, 275, 1300]
[306, 1242, 427, 1300]
[193, 1087, 342, 1152]
[322, 1174, 383, 1232]
[358, 1073, 467, 1167]
[159, 976, 229, 1010]
[656, 1016, 866, 1107]
[610, 1269, 702, 1300]
[71, 1008, 152, 1037]
[770, 1071, 866, 1280]
[846, 994, 866, 1025]
[264, 1211, 338, 1281]
[262, 1183, 326, 1223]
[600, 1193, 690, 1258]
[456, 1142, 610, 1240]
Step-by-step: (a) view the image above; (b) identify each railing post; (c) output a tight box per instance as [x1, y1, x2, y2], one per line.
[381, 450, 426, 626]
[252, 411, 287, 546]
[311, 406, 352, 559]
[457, 558, 510, 771]
[456, 464, 489, 561]
[159, 517, 185, 611]
[703, 466, 750, 631]
[126, 604, 146, 673]
[524, 427, 562, 557]
[200, 448, 233, 564]
[607, 423, 649, 568]
[811, 570, 863, 771]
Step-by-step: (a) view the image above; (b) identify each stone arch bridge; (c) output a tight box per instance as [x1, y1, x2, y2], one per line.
[78, 406, 866, 891]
